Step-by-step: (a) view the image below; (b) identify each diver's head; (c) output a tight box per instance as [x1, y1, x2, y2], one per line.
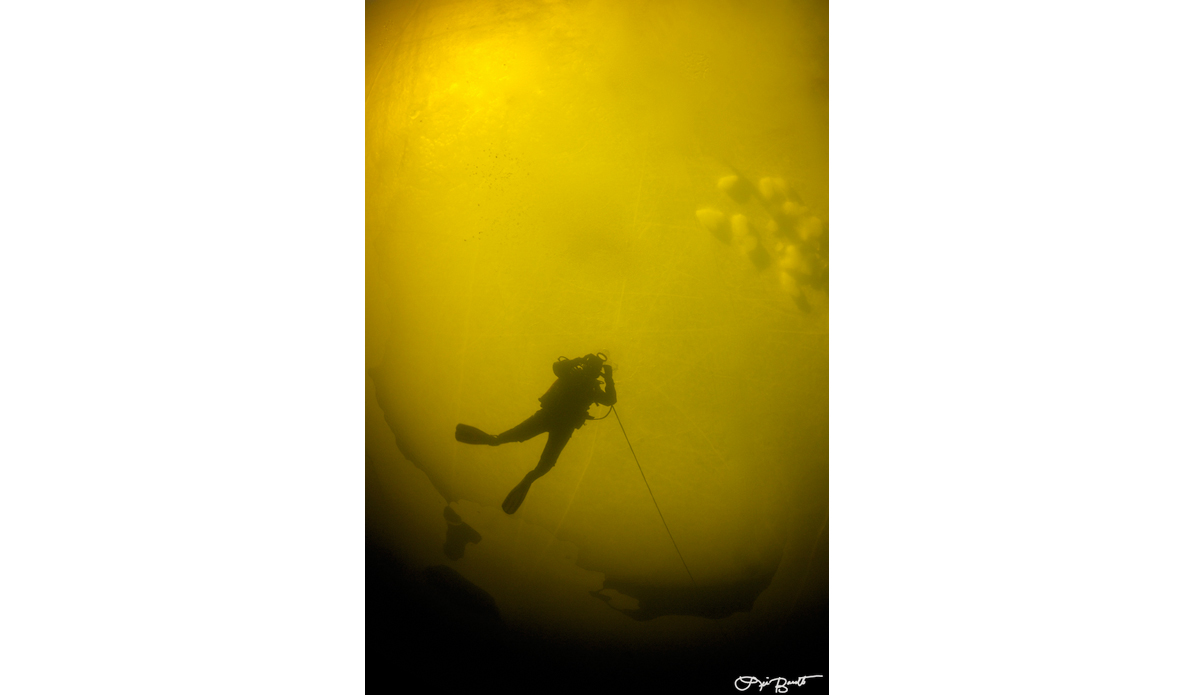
[581, 353, 606, 378]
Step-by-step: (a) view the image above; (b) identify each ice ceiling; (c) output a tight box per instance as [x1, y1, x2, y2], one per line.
[367, 0, 827, 651]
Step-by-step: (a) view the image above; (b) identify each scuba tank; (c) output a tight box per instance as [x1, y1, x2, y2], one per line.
[539, 354, 609, 421]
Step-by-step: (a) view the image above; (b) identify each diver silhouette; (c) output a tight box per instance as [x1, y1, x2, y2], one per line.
[455, 353, 616, 514]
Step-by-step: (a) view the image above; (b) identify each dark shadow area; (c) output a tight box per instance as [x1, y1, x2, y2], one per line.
[442, 506, 481, 560]
[368, 526, 828, 694]
[590, 572, 774, 621]
[422, 563, 499, 622]
[748, 239, 773, 270]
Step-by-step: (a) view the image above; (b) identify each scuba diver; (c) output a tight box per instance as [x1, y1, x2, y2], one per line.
[455, 353, 616, 514]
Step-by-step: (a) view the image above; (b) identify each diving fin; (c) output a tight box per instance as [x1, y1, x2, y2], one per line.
[502, 475, 535, 514]
[455, 424, 497, 445]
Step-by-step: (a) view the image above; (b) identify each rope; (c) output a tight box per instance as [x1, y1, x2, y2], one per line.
[612, 405, 697, 587]
[587, 405, 613, 421]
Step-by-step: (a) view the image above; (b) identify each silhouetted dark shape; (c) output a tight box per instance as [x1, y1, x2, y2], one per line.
[422, 564, 502, 622]
[589, 573, 774, 621]
[443, 506, 482, 560]
[455, 353, 616, 514]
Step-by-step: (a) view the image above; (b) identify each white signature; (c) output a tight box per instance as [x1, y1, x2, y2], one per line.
[734, 675, 823, 692]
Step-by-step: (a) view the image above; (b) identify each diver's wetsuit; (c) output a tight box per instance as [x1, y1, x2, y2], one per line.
[456, 356, 616, 513]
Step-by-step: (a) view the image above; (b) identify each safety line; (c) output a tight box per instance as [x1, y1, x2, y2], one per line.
[612, 405, 697, 587]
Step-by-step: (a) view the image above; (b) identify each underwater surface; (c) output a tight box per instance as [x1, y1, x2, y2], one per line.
[366, 0, 827, 689]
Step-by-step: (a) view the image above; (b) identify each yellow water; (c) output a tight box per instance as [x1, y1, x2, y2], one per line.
[366, 0, 826, 658]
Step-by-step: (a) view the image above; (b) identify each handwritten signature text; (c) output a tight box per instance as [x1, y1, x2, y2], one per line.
[734, 675, 823, 692]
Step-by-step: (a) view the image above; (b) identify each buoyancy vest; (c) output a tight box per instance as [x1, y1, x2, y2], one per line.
[539, 370, 603, 429]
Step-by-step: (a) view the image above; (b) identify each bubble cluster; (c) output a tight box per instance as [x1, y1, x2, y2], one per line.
[696, 173, 828, 311]
[695, 207, 731, 244]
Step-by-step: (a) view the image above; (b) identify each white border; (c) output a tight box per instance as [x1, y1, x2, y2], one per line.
[3, 0, 1199, 692]
[831, 0, 1200, 692]
[1, 2, 364, 692]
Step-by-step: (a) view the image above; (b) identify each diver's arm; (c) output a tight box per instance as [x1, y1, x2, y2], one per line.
[596, 365, 617, 406]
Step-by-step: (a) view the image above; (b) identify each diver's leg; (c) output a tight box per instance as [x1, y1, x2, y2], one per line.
[502, 426, 573, 515]
[494, 410, 550, 445]
[455, 424, 497, 445]
[532, 425, 573, 475]
[456, 410, 548, 446]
